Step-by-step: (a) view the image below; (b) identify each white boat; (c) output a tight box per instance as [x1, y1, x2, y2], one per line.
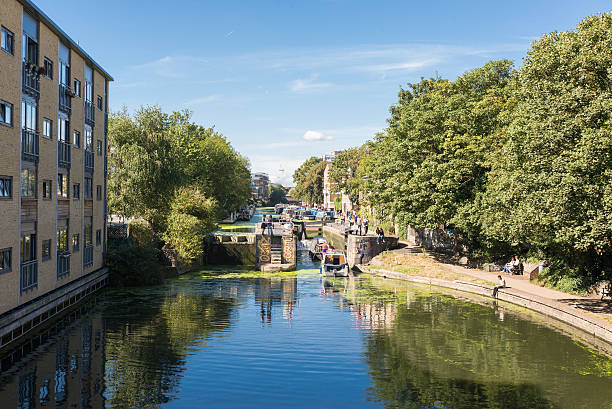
[320, 251, 349, 277]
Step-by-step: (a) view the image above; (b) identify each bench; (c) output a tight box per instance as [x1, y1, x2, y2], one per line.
[510, 263, 524, 275]
[601, 282, 612, 301]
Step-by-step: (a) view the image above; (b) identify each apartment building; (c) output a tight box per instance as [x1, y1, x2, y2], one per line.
[0, 0, 112, 347]
[251, 172, 270, 202]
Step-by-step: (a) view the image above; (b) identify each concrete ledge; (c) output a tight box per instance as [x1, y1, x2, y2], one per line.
[366, 267, 612, 346]
[259, 263, 296, 272]
[0, 267, 109, 348]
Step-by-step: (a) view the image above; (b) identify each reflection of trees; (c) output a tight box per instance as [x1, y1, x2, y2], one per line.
[334, 278, 612, 408]
[103, 291, 237, 408]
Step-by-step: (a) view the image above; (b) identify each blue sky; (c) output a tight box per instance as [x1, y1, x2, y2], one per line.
[36, 0, 611, 186]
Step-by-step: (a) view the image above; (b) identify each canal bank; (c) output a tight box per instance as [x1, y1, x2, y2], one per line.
[363, 244, 612, 346]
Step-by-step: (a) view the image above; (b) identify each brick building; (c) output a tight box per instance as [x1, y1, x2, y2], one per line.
[0, 0, 111, 346]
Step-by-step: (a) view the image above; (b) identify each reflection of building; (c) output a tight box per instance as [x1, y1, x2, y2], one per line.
[254, 277, 298, 323]
[0, 0, 111, 345]
[352, 302, 397, 331]
[251, 172, 270, 202]
[0, 308, 106, 408]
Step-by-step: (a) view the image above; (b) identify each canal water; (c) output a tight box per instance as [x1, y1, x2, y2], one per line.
[2, 212, 612, 408]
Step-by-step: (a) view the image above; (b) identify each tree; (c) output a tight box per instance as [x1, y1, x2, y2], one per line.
[480, 13, 612, 284]
[268, 183, 287, 205]
[329, 146, 368, 205]
[299, 160, 327, 205]
[292, 156, 322, 201]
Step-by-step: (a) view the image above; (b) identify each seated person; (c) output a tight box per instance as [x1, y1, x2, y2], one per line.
[502, 256, 516, 275]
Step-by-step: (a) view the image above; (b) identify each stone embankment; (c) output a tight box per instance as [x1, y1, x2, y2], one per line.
[363, 244, 612, 347]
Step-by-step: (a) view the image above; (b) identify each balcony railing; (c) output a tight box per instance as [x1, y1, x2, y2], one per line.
[85, 101, 95, 126]
[58, 140, 71, 168]
[85, 150, 94, 173]
[57, 253, 70, 278]
[20, 260, 38, 293]
[59, 84, 72, 115]
[22, 128, 39, 163]
[83, 245, 93, 268]
[22, 62, 40, 99]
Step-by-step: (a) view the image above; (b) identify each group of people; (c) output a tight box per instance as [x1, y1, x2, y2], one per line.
[502, 256, 521, 275]
[345, 211, 369, 236]
[260, 215, 274, 235]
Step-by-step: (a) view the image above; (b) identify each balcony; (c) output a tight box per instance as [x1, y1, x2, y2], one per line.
[85, 101, 95, 126]
[85, 150, 94, 173]
[58, 140, 71, 168]
[21, 128, 39, 163]
[59, 84, 72, 115]
[20, 260, 38, 293]
[22, 62, 40, 100]
[57, 253, 70, 278]
[83, 245, 93, 268]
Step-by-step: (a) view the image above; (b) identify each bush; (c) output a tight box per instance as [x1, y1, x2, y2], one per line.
[128, 220, 155, 247]
[106, 241, 166, 286]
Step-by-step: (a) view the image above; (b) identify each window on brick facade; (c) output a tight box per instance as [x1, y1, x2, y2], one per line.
[97, 96, 103, 110]
[57, 117, 69, 142]
[42, 240, 51, 261]
[0, 248, 11, 273]
[43, 118, 52, 139]
[96, 229, 101, 246]
[73, 183, 80, 199]
[84, 177, 92, 199]
[57, 228, 68, 253]
[96, 140, 102, 155]
[20, 168, 36, 198]
[0, 176, 12, 199]
[1, 27, 14, 55]
[96, 185, 102, 201]
[43, 58, 53, 79]
[73, 79, 81, 97]
[0, 100, 12, 126]
[73, 130, 80, 147]
[72, 234, 79, 252]
[57, 173, 69, 198]
[21, 233, 36, 263]
[42, 180, 52, 200]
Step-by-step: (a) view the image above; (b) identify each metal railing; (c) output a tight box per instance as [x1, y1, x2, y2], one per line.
[84, 150, 94, 173]
[59, 84, 72, 114]
[21, 128, 39, 162]
[20, 260, 38, 293]
[58, 140, 71, 168]
[57, 253, 70, 278]
[22, 62, 40, 99]
[83, 245, 93, 268]
[85, 101, 95, 126]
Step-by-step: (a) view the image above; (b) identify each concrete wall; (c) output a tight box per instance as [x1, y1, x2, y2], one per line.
[346, 234, 399, 268]
[205, 236, 256, 265]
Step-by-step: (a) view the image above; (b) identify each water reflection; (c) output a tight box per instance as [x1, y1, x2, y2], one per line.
[1, 274, 611, 408]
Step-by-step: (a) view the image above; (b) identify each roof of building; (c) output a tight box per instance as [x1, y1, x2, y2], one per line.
[20, 0, 113, 81]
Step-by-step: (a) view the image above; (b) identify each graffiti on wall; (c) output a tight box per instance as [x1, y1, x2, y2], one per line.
[258, 236, 271, 264]
[282, 236, 295, 264]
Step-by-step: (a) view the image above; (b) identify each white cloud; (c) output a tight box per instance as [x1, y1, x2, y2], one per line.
[289, 76, 332, 93]
[362, 58, 440, 72]
[302, 130, 332, 141]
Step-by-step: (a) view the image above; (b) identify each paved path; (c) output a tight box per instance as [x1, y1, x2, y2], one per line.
[369, 241, 612, 345]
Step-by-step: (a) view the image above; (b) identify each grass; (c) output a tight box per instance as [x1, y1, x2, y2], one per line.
[370, 251, 495, 286]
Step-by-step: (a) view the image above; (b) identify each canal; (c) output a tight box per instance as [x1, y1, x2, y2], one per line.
[1, 217, 612, 407]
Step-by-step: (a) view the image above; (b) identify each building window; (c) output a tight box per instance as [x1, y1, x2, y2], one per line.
[57, 173, 69, 198]
[0, 176, 12, 199]
[73, 183, 80, 199]
[73, 130, 80, 148]
[96, 140, 102, 156]
[43, 118, 52, 139]
[21, 234, 36, 263]
[22, 100, 37, 131]
[20, 168, 36, 198]
[57, 228, 68, 253]
[57, 117, 69, 142]
[42, 240, 51, 261]
[72, 234, 79, 252]
[0, 100, 12, 126]
[84, 177, 92, 199]
[1, 27, 14, 55]
[73, 79, 81, 97]
[0, 248, 11, 273]
[96, 96, 103, 110]
[84, 217, 92, 246]
[43, 58, 53, 79]
[96, 185, 102, 201]
[96, 229, 101, 246]
[42, 180, 52, 200]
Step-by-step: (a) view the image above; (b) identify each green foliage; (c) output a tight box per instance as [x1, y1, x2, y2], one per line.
[329, 146, 368, 205]
[163, 186, 218, 265]
[300, 160, 327, 205]
[128, 220, 154, 247]
[333, 196, 342, 210]
[292, 156, 322, 202]
[268, 183, 287, 205]
[106, 241, 165, 286]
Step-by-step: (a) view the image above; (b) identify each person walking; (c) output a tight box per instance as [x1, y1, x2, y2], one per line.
[492, 275, 506, 298]
[357, 215, 363, 236]
[363, 218, 369, 235]
[267, 215, 274, 236]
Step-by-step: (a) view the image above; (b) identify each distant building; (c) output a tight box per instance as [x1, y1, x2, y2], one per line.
[322, 150, 341, 162]
[251, 172, 270, 202]
[322, 163, 339, 210]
